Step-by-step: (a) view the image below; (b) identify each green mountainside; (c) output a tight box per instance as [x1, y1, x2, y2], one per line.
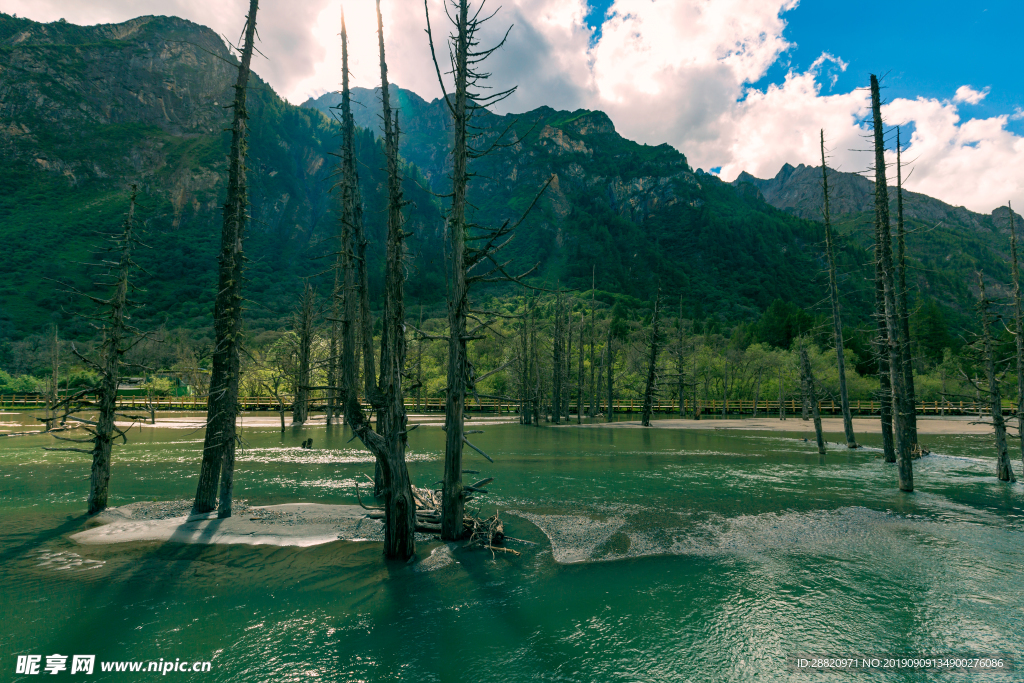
[0, 13, 443, 341]
[304, 90, 875, 322]
[734, 164, 1023, 325]
[1, 12, 999, 354]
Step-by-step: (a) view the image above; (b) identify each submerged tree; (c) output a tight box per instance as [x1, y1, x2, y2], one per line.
[552, 288, 563, 425]
[641, 294, 662, 427]
[426, 0, 551, 540]
[1010, 202, 1024, 472]
[870, 74, 912, 492]
[820, 130, 856, 448]
[291, 283, 318, 425]
[969, 273, 1015, 482]
[48, 186, 143, 514]
[798, 341, 825, 455]
[192, 0, 260, 518]
[894, 129, 919, 449]
[335, 4, 416, 559]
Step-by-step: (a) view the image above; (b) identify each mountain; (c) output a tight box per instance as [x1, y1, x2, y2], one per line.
[0, 13, 443, 341]
[733, 164, 1023, 318]
[4, 10, 996, 349]
[303, 91, 876, 321]
[303, 87, 451, 187]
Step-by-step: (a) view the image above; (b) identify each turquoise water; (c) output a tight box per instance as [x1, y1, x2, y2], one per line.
[2, 412, 1024, 682]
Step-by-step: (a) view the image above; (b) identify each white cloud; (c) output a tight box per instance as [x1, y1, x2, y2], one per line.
[884, 97, 1024, 213]
[952, 85, 988, 104]
[0, 0, 328, 98]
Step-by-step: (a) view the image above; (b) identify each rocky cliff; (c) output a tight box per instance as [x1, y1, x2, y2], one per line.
[0, 13, 443, 339]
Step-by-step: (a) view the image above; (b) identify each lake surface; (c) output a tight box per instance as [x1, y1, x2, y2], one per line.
[2, 412, 1024, 682]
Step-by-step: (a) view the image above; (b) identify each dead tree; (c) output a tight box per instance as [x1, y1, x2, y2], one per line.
[47, 187, 143, 514]
[576, 309, 584, 423]
[565, 298, 574, 421]
[641, 294, 662, 427]
[895, 128, 919, 448]
[1010, 202, 1024, 471]
[870, 74, 912, 491]
[820, 130, 856, 447]
[334, 6, 416, 559]
[192, 0, 260, 518]
[47, 326, 60, 430]
[291, 283, 318, 424]
[798, 343, 826, 455]
[372, 0, 416, 555]
[415, 305, 424, 412]
[605, 323, 615, 423]
[777, 362, 786, 420]
[970, 273, 1015, 482]
[426, 0, 551, 540]
[800, 361, 810, 421]
[676, 297, 686, 417]
[327, 246, 342, 427]
[552, 288, 563, 424]
[589, 268, 597, 417]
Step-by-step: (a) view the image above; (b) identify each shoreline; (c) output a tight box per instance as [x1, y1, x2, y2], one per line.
[71, 501, 386, 547]
[578, 415, 1000, 436]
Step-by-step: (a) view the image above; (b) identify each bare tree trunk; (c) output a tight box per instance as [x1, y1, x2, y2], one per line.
[48, 325, 59, 430]
[327, 251, 341, 427]
[871, 74, 913, 492]
[977, 274, 1016, 482]
[193, 0, 259, 517]
[1011, 203, 1024, 471]
[641, 295, 661, 427]
[292, 283, 316, 425]
[940, 370, 947, 417]
[869, 78, 896, 466]
[677, 297, 685, 418]
[595, 333, 604, 418]
[800, 365, 810, 421]
[821, 130, 856, 447]
[799, 344, 826, 455]
[86, 188, 139, 514]
[778, 365, 785, 420]
[589, 268, 597, 417]
[552, 288, 562, 425]
[439, 0, 471, 541]
[722, 363, 729, 418]
[577, 310, 584, 424]
[774, 366, 782, 419]
[373, 1, 416, 556]
[566, 300, 573, 421]
[895, 129, 918, 449]
[605, 325, 614, 423]
[416, 305, 424, 412]
[752, 368, 762, 417]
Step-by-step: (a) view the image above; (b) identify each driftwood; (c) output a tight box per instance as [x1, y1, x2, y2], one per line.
[355, 478, 517, 556]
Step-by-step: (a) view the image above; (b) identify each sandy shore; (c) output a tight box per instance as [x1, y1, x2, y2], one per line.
[586, 415, 1000, 436]
[71, 501, 385, 547]
[108, 413, 518, 431]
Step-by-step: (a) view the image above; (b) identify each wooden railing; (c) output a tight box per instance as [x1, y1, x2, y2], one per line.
[0, 393, 1010, 417]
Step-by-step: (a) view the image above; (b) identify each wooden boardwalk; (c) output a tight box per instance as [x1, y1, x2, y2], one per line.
[0, 393, 1008, 417]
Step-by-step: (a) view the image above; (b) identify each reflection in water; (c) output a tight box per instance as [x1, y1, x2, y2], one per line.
[1, 416, 1023, 682]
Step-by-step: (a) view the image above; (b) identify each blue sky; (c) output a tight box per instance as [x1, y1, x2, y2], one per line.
[588, 0, 1023, 135]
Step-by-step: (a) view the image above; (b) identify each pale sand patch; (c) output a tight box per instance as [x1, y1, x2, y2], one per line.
[71, 502, 384, 547]
[111, 414, 518, 430]
[581, 416, 1000, 436]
